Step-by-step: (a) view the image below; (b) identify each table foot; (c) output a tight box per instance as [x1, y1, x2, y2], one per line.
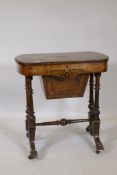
[28, 150, 38, 159]
[92, 120, 104, 154]
[95, 136, 104, 154]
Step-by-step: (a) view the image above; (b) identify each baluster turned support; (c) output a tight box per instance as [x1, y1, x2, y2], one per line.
[92, 73, 104, 153]
[25, 76, 38, 159]
[86, 73, 95, 135]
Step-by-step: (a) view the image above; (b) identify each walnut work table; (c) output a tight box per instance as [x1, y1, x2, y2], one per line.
[15, 52, 109, 159]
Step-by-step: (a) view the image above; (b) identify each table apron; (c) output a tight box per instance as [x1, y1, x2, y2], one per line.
[17, 61, 108, 76]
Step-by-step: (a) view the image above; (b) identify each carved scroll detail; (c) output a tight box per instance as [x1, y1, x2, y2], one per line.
[48, 68, 85, 81]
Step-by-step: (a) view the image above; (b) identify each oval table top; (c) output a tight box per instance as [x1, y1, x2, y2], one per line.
[15, 52, 109, 66]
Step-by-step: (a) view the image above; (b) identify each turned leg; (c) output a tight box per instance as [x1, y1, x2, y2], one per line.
[25, 106, 29, 137]
[86, 73, 95, 135]
[25, 76, 38, 159]
[93, 73, 104, 153]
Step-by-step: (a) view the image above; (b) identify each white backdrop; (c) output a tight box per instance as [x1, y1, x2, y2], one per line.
[0, 0, 117, 118]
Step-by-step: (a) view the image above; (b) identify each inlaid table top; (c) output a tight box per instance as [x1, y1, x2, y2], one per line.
[15, 52, 108, 65]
